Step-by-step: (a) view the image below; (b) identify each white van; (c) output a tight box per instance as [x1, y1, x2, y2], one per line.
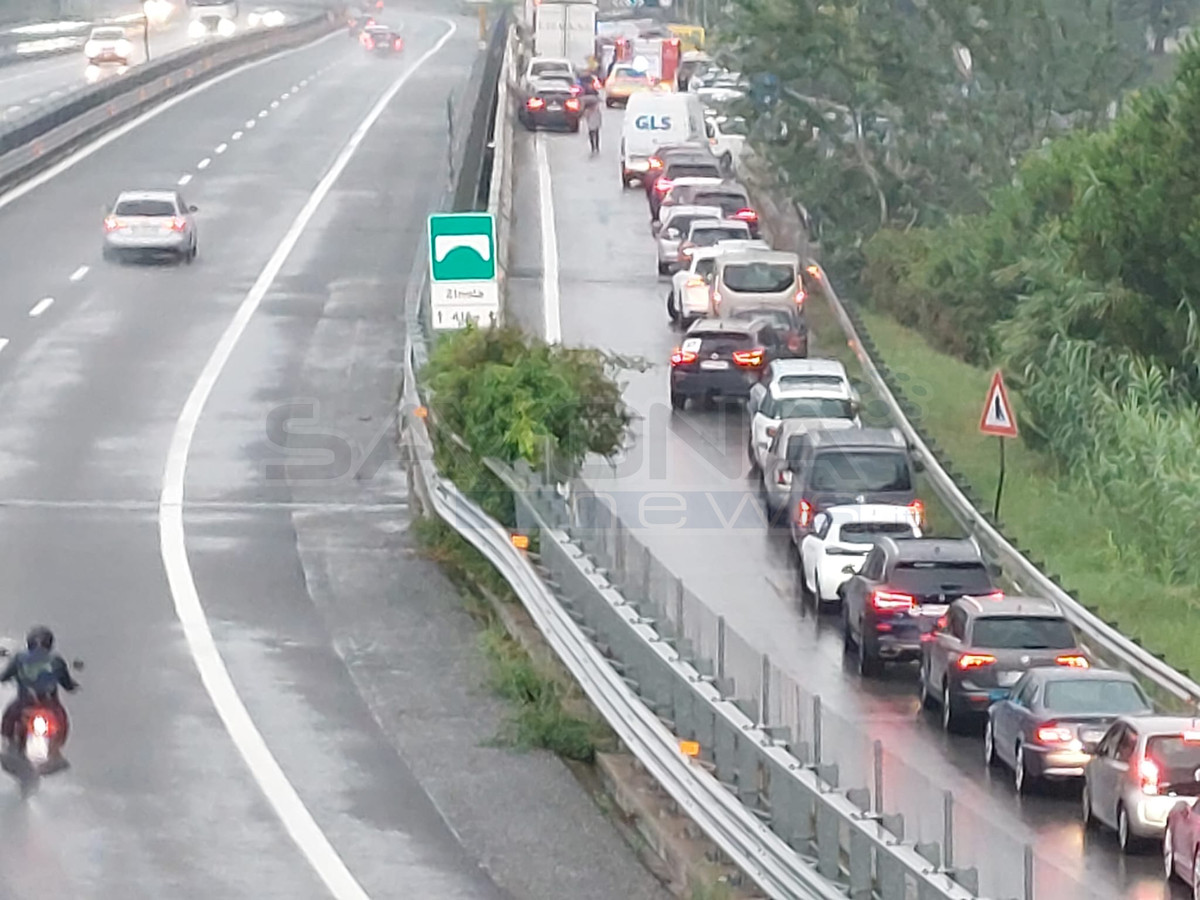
[620, 92, 707, 187]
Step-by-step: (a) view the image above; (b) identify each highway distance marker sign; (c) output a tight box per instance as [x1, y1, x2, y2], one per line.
[979, 370, 1018, 521]
[427, 212, 499, 330]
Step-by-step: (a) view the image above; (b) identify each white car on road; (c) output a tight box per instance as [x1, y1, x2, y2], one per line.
[103, 190, 198, 264]
[85, 26, 132, 65]
[667, 239, 769, 327]
[799, 504, 923, 606]
[653, 205, 721, 275]
[705, 114, 749, 171]
[747, 359, 859, 470]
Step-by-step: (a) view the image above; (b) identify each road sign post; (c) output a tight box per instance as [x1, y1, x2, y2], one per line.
[979, 370, 1018, 521]
[427, 212, 499, 330]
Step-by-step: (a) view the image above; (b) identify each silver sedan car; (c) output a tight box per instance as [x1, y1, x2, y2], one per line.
[103, 190, 198, 263]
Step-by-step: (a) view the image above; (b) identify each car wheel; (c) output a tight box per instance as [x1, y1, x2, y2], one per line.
[1164, 824, 1177, 881]
[1117, 804, 1140, 854]
[657, 260, 669, 276]
[983, 719, 998, 767]
[102, 246, 115, 262]
[941, 682, 959, 733]
[857, 630, 881, 677]
[919, 660, 936, 710]
[841, 603, 853, 650]
[666, 290, 678, 321]
[1014, 743, 1035, 795]
[1191, 849, 1200, 898]
[670, 390, 685, 411]
[1081, 782, 1095, 829]
[798, 562, 814, 603]
[570, 122, 579, 133]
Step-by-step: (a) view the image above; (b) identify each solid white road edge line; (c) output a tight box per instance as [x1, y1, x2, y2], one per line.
[157, 20, 457, 900]
[28, 297, 53, 317]
[178, 173, 192, 185]
[535, 134, 562, 343]
[0, 28, 342, 216]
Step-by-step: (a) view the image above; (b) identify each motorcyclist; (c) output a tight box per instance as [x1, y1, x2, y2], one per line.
[0, 626, 78, 757]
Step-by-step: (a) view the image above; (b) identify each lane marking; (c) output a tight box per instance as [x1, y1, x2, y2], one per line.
[197, 157, 211, 170]
[178, 173, 192, 185]
[28, 297, 53, 317]
[5, 105, 21, 115]
[281, 91, 290, 99]
[270, 99, 280, 108]
[69, 265, 89, 282]
[215, 142, 228, 154]
[258, 109, 269, 118]
[49, 90, 63, 99]
[535, 135, 562, 343]
[291, 83, 299, 91]
[231, 130, 243, 140]
[0, 29, 342, 216]
[157, 20, 457, 899]
[245, 118, 256, 128]
[0, 338, 9, 353]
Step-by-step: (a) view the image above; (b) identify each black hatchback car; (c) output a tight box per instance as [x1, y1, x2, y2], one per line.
[519, 77, 583, 132]
[669, 317, 794, 410]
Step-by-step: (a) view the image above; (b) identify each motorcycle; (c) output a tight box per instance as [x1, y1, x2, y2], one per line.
[0, 641, 82, 789]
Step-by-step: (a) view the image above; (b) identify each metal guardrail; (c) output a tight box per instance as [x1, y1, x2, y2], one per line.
[0, 13, 336, 191]
[487, 22, 515, 297]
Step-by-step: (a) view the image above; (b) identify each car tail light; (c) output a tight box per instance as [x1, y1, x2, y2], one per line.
[775, 469, 792, 486]
[975, 590, 1005, 601]
[795, 286, 806, 306]
[765, 425, 777, 438]
[734, 207, 758, 222]
[870, 589, 915, 612]
[796, 499, 813, 528]
[104, 215, 121, 232]
[566, 98, 581, 112]
[786, 333, 803, 352]
[169, 217, 187, 232]
[393, 37, 402, 50]
[1138, 757, 1160, 795]
[648, 157, 664, 169]
[670, 348, 697, 366]
[732, 347, 764, 367]
[655, 178, 674, 193]
[956, 653, 997, 670]
[569, 84, 581, 95]
[1036, 723, 1075, 744]
[685, 276, 705, 288]
[1056, 654, 1089, 668]
[907, 499, 924, 526]
[711, 290, 722, 310]
[527, 97, 545, 110]
[363, 36, 374, 48]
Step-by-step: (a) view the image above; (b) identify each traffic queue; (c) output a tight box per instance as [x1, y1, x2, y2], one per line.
[517, 16, 1200, 882]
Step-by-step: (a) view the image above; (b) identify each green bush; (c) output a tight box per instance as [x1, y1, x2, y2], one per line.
[421, 324, 632, 524]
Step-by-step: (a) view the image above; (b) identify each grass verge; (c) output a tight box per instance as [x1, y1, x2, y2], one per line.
[849, 306, 1200, 680]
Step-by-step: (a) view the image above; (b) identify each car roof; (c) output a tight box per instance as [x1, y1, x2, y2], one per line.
[1118, 716, 1200, 736]
[689, 218, 748, 230]
[685, 317, 755, 334]
[530, 56, 572, 66]
[666, 151, 721, 165]
[115, 190, 176, 202]
[718, 249, 800, 266]
[667, 177, 727, 189]
[807, 426, 904, 450]
[663, 205, 722, 219]
[1024, 667, 1141, 686]
[875, 536, 983, 563]
[769, 380, 852, 400]
[957, 594, 1062, 618]
[822, 503, 922, 525]
[770, 358, 848, 378]
[777, 417, 858, 440]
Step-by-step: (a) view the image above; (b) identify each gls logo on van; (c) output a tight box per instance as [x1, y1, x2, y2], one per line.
[635, 115, 672, 131]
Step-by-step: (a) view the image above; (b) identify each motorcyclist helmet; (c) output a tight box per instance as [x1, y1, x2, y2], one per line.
[25, 626, 53, 651]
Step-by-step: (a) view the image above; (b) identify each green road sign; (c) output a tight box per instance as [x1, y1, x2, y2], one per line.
[428, 213, 497, 282]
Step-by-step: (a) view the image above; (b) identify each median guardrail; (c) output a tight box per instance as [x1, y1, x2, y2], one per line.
[0, 12, 337, 192]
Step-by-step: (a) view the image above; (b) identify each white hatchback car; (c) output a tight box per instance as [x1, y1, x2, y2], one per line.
[103, 190, 198, 264]
[799, 504, 923, 606]
[747, 359, 859, 469]
[653, 205, 722, 275]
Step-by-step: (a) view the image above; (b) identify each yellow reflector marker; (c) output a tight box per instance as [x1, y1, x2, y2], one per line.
[679, 740, 700, 758]
[511, 534, 530, 550]
[413, 405, 428, 419]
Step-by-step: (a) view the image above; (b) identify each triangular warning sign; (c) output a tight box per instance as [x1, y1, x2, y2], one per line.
[979, 371, 1019, 437]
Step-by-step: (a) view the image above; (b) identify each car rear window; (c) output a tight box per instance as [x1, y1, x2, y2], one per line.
[808, 450, 912, 492]
[93, 28, 125, 39]
[114, 199, 175, 216]
[840, 522, 916, 543]
[1146, 735, 1200, 776]
[697, 331, 753, 355]
[773, 397, 854, 420]
[532, 61, 569, 76]
[695, 193, 748, 214]
[538, 91, 573, 103]
[692, 226, 750, 246]
[970, 616, 1076, 650]
[723, 262, 796, 293]
[889, 562, 993, 595]
[779, 374, 844, 389]
[668, 163, 721, 179]
[1042, 679, 1150, 714]
[694, 258, 715, 278]
[730, 308, 800, 329]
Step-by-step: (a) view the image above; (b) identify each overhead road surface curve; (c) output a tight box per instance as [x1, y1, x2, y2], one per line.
[0, 9, 509, 899]
[504, 106, 1183, 900]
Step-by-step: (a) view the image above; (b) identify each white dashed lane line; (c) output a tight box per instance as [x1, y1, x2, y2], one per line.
[28, 298, 53, 318]
[69, 265, 88, 282]
[0, 338, 11, 354]
[28, 96, 41, 104]
[245, 119, 256, 128]
[197, 158, 211, 170]
[215, 143, 227, 154]
[178, 173, 192, 185]
[232, 130, 243, 140]
[281, 92, 290, 99]
[290, 84, 299, 91]
[258, 109, 268, 118]
[270, 100, 279, 109]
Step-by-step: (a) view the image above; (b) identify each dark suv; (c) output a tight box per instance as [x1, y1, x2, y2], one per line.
[784, 427, 921, 542]
[922, 594, 1088, 732]
[669, 317, 792, 410]
[840, 537, 996, 676]
[648, 152, 724, 217]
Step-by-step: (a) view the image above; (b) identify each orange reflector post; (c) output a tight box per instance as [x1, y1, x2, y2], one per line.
[413, 405, 428, 419]
[679, 739, 700, 757]
[806, 264, 821, 277]
[511, 534, 530, 551]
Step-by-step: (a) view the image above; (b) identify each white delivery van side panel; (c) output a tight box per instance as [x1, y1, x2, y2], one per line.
[533, 3, 566, 58]
[620, 92, 706, 179]
[564, 2, 596, 68]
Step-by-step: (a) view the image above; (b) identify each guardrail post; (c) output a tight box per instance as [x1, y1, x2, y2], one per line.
[812, 694, 822, 765]
[942, 791, 953, 871]
[716, 615, 727, 684]
[640, 542, 653, 615]
[1024, 843, 1034, 900]
[873, 739, 884, 815]
[815, 798, 839, 880]
[674, 577, 688, 652]
[759, 653, 770, 728]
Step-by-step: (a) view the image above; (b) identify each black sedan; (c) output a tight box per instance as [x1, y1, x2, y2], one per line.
[360, 25, 402, 53]
[985, 666, 1153, 794]
[519, 79, 582, 132]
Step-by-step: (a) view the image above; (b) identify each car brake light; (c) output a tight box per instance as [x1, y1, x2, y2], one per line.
[569, 84, 581, 94]
[765, 425, 777, 438]
[31, 715, 49, 737]
[1055, 654, 1089, 668]
[685, 276, 705, 288]
[169, 217, 187, 232]
[795, 286, 806, 306]
[104, 215, 120, 232]
[655, 178, 674, 193]
[670, 348, 697, 366]
[907, 499, 924, 526]
[796, 499, 813, 528]
[734, 207, 758, 222]
[732, 347, 764, 367]
[527, 97, 545, 110]
[870, 589, 915, 612]
[711, 290, 722, 309]
[956, 653, 997, 669]
[1138, 757, 1160, 795]
[364, 36, 374, 48]
[776, 469, 792, 486]
[787, 333, 802, 352]
[1036, 723, 1075, 744]
[648, 157, 664, 169]
[566, 98, 581, 112]
[393, 37, 402, 50]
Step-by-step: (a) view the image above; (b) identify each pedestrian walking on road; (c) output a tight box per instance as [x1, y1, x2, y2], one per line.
[583, 93, 602, 154]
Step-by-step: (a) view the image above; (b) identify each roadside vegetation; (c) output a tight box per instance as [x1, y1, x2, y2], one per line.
[716, 1, 1200, 670]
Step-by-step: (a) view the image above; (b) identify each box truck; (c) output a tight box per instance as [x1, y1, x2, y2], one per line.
[533, 0, 597, 69]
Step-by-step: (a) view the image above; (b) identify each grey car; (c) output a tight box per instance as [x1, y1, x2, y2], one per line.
[1083, 716, 1200, 852]
[985, 667, 1153, 794]
[653, 205, 721, 275]
[103, 190, 198, 263]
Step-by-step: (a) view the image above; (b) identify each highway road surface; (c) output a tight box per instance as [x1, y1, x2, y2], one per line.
[505, 111, 1190, 900]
